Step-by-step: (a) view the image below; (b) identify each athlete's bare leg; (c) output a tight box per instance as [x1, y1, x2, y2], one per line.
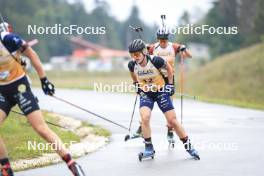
[26, 110, 68, 157]
[139, 107, 152, 139]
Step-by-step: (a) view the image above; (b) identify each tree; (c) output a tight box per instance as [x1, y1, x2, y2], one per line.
[179, 11, 190, 26]
[253, 0, 264, 42]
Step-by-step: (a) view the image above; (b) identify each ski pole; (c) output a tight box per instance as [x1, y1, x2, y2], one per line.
[124, 94, 141, 142]
[11, 110, 69, 130]
[161, 14, 166, 27]
[50, 95, 129, 130]
[0, 12, 22, 65]
[129, 25, 143, 39]
[0, 12, 8, 31]
[179, 52, 185, 124]
[128, 94, 138, 132]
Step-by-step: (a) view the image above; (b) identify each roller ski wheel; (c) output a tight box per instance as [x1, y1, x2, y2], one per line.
[167, 130, 175, 148]
[138, 148, 155, 162]
[124, 133, 142, 142]
[168, 140, 175, 149]
[183, 138, 200, 160]
[138, 152, 155, 161]
[124, 134, 130, 141]
[187, 149, 200, 160]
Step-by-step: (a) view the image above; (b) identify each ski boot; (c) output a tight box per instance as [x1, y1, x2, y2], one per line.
[68, 161, 86, 176]
[167, 128, 175, 148]
[138, 144, 155, 161]
[1, 164, 14, 176]
[183, 138, 200, 160]
[124, 125, 142, 141]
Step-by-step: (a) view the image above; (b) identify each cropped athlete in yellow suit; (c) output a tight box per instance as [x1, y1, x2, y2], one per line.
[0, 23, 84, 176]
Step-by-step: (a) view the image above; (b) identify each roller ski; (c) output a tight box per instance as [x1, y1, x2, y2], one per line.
[124, 126, 142, 141]
[167, 128, 175, 148]
[138, 142, 155, 161]
[68, 161, 86, 176]
[186, 148, 200, 160]
[183, 138, 200, 160]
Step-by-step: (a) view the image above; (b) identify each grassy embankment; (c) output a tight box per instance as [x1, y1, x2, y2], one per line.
[0, 109, 110, 161]
[28, 43, 264, 109]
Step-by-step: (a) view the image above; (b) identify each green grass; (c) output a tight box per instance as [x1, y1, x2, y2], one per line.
[82, 122, 111, 137]
[0, 108, 110, 161]
[184, 42, 264, 110]
[0, 109, 80, 161]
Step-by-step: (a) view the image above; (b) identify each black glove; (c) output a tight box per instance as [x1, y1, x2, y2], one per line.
[133, 81, 143, 95]
[40, 77, 55, 95]
[179, 44, 187, 52]
[165, 83, 175, 96]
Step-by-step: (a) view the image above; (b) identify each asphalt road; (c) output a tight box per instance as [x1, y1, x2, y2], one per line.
[16, 89, 264, 176]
